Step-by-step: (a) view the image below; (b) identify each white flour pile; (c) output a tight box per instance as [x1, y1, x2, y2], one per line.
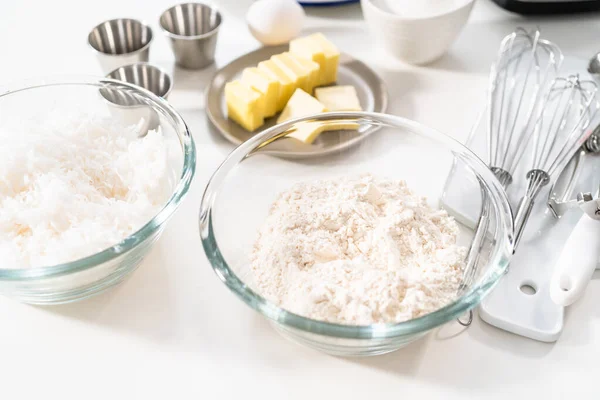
[0, 116, 173, 268]
[251, 174, 467, 325]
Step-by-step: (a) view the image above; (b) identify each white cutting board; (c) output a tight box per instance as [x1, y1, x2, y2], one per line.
[442, 55, 598, 342]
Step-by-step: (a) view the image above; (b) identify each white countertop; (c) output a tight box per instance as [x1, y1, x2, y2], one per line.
[2, 0, 600, 398]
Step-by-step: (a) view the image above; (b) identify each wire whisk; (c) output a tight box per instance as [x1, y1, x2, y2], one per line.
[458, 29, 562, 326]
[487, 27, 563, 187]
[513, 75, 600, 247]
[459, 28, 563, 327]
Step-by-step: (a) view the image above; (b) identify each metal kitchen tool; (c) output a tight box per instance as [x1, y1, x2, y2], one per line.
[443, 29, 565, 232]
[546, 123, 600, 306]
[159, 2, 222, 70]
[101, 63, 172, 135]
[106, 62, 173, 99]
[88, 18, 153, 74]
[486, 27, 563, 187]
[454, 28, 561, 326]
[442, 52, 599, 342]
[512, 75, 599, 248]
[550, 185, 600, 306]
[479, 74, 599, 342]
[548, 124, 600, 218]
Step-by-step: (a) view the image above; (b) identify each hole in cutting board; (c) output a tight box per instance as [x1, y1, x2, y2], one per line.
[560, 275, 572, 292]
[520, 283, 537, 295]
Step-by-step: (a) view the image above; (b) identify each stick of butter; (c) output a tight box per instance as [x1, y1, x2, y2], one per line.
[271, 52, 311, 94]
[315, 86, 362, 111]
[292, 56, 320, 94]
[290, 33, 340, 86]
[225, 80, 265, 132]
[258, 60, 295, 112]
[242, 67, 280, 118]
[287, 120, 360, 144]
[277, 88, 327, 124]
[290, 37, 326, 86]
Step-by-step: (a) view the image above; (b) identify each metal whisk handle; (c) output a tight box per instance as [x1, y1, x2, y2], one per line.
[513, 196, 537, 249]
[513, 169, 550, 250]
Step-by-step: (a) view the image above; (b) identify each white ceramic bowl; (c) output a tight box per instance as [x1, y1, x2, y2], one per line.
[361, 0, 475, 65]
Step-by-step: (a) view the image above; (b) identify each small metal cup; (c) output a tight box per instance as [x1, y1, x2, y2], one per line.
[88, 18, 153, 74]
[106, 62, 173, 99]
[159, 3, 222, 70]
[101, 63, 172, 134]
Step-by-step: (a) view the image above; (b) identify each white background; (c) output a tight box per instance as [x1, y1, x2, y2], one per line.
[1, 0, 600, 398]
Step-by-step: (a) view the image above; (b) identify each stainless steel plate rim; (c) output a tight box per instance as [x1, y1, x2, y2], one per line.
[206, 45, 388, 158]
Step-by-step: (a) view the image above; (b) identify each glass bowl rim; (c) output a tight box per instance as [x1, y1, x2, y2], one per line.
[0, 76, 196, 279]
[199, 111, 514, 339]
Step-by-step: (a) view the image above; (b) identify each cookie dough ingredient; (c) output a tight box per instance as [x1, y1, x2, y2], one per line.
[0, 116, 172, 268]
[251, 174, 467, 325]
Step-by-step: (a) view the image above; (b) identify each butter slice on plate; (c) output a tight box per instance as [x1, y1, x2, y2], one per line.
[271, 53, 311, 94]
[290, 36, 326, 85]
[242, 67, 280, 117]
[290, 33, 339, 86]
[292, 56, 320, 94]
[225, 80, 265, 132]
[287, 120, 360, 144]
[277, 88, 327, 124]
[311, 33, 340, 85]
[315, 86, 362, 111]
[258, 60, 295, 112]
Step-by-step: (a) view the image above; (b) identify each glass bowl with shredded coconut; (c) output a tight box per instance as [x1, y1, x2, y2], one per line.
[200, 112, 513, 356]
[0, 77, 195, 304]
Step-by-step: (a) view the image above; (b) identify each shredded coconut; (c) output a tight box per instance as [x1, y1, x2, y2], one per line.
[251, 174, 467, 325]
[0, 116, 173, 268]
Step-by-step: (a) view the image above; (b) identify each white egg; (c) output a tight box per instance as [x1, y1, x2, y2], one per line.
[246, 0, 305, 46]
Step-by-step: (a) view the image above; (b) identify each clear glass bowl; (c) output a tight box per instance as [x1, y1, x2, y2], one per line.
[200, 112, 513, 357]
[0, 77, 195, 304]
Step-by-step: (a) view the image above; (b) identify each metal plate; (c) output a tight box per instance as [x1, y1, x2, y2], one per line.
[205, 45, 387, 158]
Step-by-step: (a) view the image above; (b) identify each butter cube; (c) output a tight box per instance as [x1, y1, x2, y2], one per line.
[242, 67, 280, 117]
[271, 52, 311, 93]
[258, 60, 295, 111]
[225, 80, 265, 132]
[292, 56, 320, 93]
[315, 86, 362, 111]
[290, 33, 340, 86]
[277, 88, 327, 124]
[287, 120, 360, 144]
[311, 33, 340, 85]
[290, 36, 326, 85]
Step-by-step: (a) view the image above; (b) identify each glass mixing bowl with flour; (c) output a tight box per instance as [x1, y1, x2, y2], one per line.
[200, 112, 513, 356]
